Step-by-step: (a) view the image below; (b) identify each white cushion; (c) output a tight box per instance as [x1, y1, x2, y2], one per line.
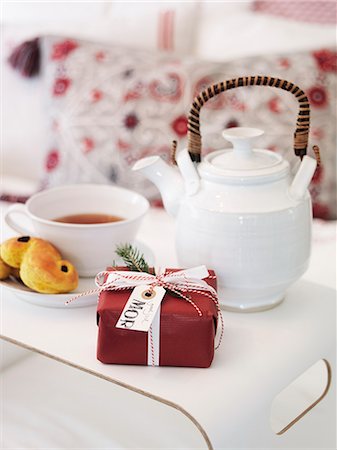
[195, 2, 336, 61]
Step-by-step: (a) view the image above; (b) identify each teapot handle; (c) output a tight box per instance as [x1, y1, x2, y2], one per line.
[184, 76, 320, 164]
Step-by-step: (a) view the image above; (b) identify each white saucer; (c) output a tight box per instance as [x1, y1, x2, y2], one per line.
[0, 241, 155, 309]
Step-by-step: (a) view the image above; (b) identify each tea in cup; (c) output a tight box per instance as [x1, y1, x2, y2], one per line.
[4, 184, 149, 277]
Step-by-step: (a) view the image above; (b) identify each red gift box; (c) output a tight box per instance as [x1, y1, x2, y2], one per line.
[96, 269, 218, 368]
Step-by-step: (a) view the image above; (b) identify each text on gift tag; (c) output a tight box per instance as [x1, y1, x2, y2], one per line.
[115, 285, 166, 332]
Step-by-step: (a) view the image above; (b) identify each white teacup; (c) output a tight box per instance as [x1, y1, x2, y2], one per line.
[4, 184, 149, 277]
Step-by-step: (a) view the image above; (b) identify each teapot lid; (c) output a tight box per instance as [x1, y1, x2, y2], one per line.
[200, 127, 289, 182]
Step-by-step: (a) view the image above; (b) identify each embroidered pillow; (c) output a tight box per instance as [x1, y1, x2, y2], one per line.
[40, 36, 336, 218]
[253, 1, 336, 25]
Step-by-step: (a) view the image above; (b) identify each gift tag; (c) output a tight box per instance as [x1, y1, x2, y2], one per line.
[115, 285, 166, 332]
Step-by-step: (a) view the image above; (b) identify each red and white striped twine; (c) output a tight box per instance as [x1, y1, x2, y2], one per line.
[148, 326, 156, 367]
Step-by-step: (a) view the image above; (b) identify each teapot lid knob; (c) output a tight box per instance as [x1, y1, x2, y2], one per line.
[208, 126, 283, 173]
[222, 127, 264, 156]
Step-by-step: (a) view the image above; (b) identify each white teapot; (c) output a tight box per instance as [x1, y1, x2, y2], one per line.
[133, 76, 320, 311]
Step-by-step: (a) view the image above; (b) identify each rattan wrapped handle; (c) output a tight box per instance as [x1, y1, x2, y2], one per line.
[186, 76, 314, 163]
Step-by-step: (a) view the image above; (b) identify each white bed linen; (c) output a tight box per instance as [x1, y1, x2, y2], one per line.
[196, 2, 336, 61]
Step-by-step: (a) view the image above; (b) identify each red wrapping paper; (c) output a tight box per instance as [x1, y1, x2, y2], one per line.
[97, 269, 218, 368]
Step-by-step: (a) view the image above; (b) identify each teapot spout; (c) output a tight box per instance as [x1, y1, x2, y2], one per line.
[289, 156, 317, 200]
[132, 156, 184, 217]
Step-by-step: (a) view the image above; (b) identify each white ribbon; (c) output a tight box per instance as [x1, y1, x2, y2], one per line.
[148, 304, 161, 366]
[95, 265, 215, 294]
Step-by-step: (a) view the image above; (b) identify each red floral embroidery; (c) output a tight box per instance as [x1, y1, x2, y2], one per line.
[0, 194, 29, 204]
[117, 139, 131, 151]
[308, 86, 328, 108]
[228, 94, 246, 112]
[82, 137, 95, 153]
[279, 57, 290, 69]
[312, 165, 324, 184]
[51, 40, 78, 60]
[124, 113, 139, 129]
[95, 51, 106, 62]
[268, 97, 283, 113]
[312, 202, 330, 220]
[226, 119, 239, 128]
[313, 49, 337, 72]
[171, 115, 188, 136]
[194, 76, 225, 110]
[149, 73, 183, 102]
[150, 198, 164, 208]
[194, 76, 212, 96]
[124, 90, 142, 102]
[124, 81, 147, 102]
[311, 128, 324, 140]
[91, 89, 103, 102]
[53, 78, 71, 96]
[46, 150, 60, 171]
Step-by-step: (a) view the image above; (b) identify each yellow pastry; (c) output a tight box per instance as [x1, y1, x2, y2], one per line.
[0, 246, 12, 279]
[10, 267, 21, 280]
[1, 236, 78, 294]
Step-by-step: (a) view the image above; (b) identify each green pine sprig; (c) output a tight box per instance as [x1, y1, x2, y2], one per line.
[115, 243, 150, 273]
[115, 243, 186, 299]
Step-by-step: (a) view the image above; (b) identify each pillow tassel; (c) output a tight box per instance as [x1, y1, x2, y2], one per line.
[8, 38, 40, 77]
